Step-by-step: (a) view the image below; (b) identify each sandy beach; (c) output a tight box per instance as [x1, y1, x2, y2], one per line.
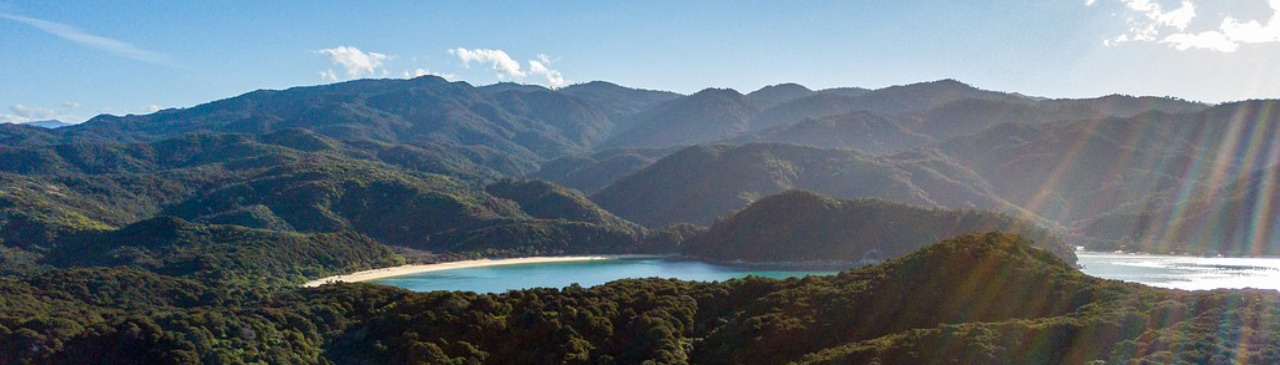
[303, 255, 662, 287]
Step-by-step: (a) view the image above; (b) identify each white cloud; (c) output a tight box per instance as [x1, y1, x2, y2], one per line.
[1101, 0, 1280, 52]
[448, 48, 570, 88]
[315, 46, 389, 78]
[1217, 0, 1280, 43]
[402, 68, 456, 81]
[529, 59, 567, 88]
[449, 47, 526, 78]
[0, 12, 168, 64]
[3, 103, 85, 123]
[11, 104, 56, 119]
[1162, 30, 1239, 52]
[319, 69, 338, 81]
[62, 101, 85, 109]
[147, 105, 162, 113]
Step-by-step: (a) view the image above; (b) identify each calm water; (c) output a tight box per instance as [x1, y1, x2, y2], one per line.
[1078, 252, 1280, 291]
[372, 258, 840, 293]
[374, 254, 1280, 293]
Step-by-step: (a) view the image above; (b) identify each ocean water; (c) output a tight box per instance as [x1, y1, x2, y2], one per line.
[371, 258, 839, 294]
[1077, 252, 1280, 291]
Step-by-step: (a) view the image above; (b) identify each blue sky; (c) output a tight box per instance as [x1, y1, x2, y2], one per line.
[2, 0, 1280, 124]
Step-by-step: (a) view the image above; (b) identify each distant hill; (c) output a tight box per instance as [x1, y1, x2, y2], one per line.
[729, 110, 933, 154]
[603, 88, 764, 148]
[1, 77, 683, 172]
[15, 120, 73, 129]
[747, 83, 816, 107]
[1079, 163, 1280, 255]
[903, 95, 1208, 141]
[938, 100, 1279, 225]
[685, 190, 1074, 263]
[592, 143, 1022, 226]
[558, 81, 682, 121]
[528, 147, 676, 194]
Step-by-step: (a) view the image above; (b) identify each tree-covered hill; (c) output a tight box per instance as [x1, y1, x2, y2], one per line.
[528, 146, 675, 194]
[603, 88, 765, 149]
[729, 110, 933, 154]
[1079, 163, 1280, 255]
[685, 190, 1075, 263]
[591, 143, 1022, 227]
[939, 100, 1280, 228]
[46, 217, 402, 286]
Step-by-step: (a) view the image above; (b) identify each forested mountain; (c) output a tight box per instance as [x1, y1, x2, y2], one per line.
[603, 88, 765, 148]
[557, 81, 682, 121]
[729, 110, 932, 154]
[528, 147, 675, 194]
[939, 100, 1280, 226]
[746, 83, 816, 107]
[1079, 163, 1280, 255]
[10, 120, 72, 129]
[685, 190, 1074, 263]
[592, 143, 1021, 226]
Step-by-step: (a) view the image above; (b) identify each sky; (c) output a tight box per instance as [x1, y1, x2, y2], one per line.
[2, 0, 1280, 124]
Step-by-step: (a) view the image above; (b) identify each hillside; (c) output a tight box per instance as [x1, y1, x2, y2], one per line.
[592, 143, 1019, 226]
[939, 100, 1280, 225]
[527, 147, 675, 194]
[1079, 163, 1280, 255]
[685, 190, 1074, 263]
[730, 110, 933, 154]
[603, 88, 764, 148]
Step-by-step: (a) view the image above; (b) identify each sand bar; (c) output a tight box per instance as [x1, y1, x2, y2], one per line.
[303, 255, 665, 287]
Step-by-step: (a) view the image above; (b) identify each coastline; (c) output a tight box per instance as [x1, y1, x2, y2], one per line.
[302, 254, 667, 287]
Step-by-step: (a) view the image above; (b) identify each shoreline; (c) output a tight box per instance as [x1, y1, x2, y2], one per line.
[303, 254, 667, 287]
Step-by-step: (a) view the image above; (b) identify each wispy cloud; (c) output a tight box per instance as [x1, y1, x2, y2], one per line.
[10, 104, 57, 120]
[0, 12, 168, 63]
[1099, 0, 1280, 52]
[315, 46, 389, 79]
[449, 48, 527, 79]
[2, 103, 86, 124]
[449, 48, 569, 88]
[529, 54, 567, 88]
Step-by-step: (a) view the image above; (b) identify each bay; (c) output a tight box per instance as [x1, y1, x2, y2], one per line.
[375, 253, 1280, 294]
[1078, 252, 1280, 291]
[372, 258, 839, 294]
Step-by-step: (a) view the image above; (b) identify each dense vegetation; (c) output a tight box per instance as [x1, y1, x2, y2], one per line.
[591, 143, 1025, 227]
[686, 190, 1075, 263]
[6, 233, 1280, 364]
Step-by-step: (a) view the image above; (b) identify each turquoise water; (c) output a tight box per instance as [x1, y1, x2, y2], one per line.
[374, 254, 1280, 293]
[372, 258, 841, 293]
[1078, 252, 1280, 291]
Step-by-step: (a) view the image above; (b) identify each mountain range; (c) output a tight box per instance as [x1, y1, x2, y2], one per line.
[3, 75, 1274, 257]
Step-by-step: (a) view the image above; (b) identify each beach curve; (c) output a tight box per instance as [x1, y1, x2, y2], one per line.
[302, 255, 664, 287]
